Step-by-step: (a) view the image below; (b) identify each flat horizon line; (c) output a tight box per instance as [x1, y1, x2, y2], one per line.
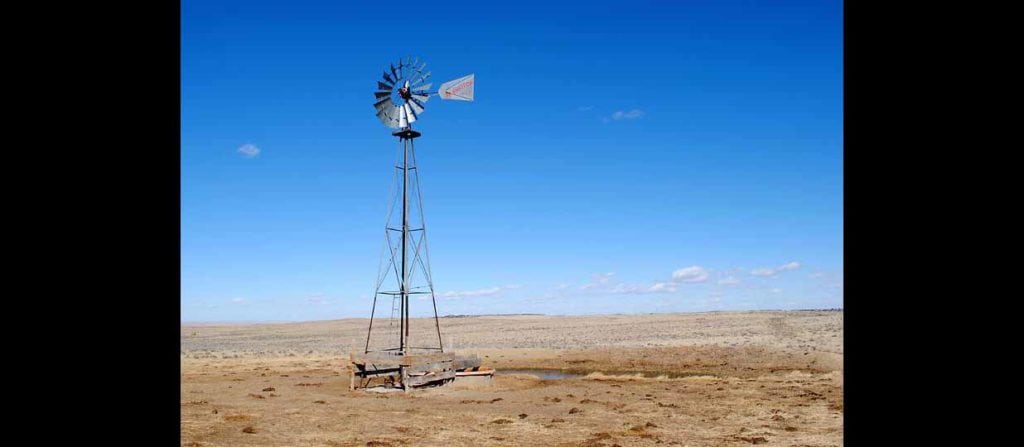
[180, 308, 843, 326]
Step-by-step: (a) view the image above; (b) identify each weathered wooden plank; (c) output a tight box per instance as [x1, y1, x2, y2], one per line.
[406, 360, 454, 374]
[399, 352, 455, 366]
[354, 351, 455, 365]
[405, 369, 456, 387]
[352, 351, 406, 365]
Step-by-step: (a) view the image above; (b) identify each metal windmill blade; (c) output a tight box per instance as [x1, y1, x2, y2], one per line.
[411, 83, 432, 96]
[412, 71, 431, 88]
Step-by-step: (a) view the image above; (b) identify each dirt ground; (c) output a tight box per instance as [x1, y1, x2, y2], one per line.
[181, 311, 842, 446]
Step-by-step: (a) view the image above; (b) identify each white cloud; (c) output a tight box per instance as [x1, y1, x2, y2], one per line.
[572, 270, 682, 295]
[581, 272, 616, 291]
[570, 265, 718, 297]
[750, 261, 801, 277]
[610, 109, 644, 121]
[718, 276, 740, 286]
[779, 262, 800, 272]
[671, 266, 709, 283]
[607, 281, 677, 294]
[647, 282, 678, 293]
[771, 288, 783, 293]
[231, 297, 245, 303]
[577, 106, 594, 111]
[237, 143, 260, 158]
[440, 285, 519, 300]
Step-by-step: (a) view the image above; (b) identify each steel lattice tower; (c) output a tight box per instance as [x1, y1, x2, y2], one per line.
[363, 57, 473, 356]
[364, 128, 443, 355]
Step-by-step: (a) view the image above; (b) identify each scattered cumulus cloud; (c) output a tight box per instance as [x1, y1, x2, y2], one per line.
[565, 265, 713, 297]
[440, 285, 519, 300]
[607, 281, 677, 294]
[611, 109, 644, 120]
[672, 266, 709, 283]
[647, 282, 678, 293]
[574, 269, 689, 295]
[581, 272, 616, 291]
[237, 143, 260, 158]
[750, 261, 801, 277]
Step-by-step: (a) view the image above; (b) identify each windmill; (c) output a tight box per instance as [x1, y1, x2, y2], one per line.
[352, 57, 480, 391]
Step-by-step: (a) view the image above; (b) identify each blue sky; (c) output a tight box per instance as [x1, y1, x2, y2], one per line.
[182, 0, 843, 322]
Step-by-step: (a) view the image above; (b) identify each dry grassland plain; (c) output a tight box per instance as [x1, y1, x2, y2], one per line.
[181, 311, 842, 446]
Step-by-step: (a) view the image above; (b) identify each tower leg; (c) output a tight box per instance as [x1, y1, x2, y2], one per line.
[400, 135, 410, 355]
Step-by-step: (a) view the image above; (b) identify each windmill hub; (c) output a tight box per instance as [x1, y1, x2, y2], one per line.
[397, 82, 411, 100]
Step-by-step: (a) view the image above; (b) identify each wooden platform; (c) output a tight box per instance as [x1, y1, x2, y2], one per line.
[350, 351, 484, 391]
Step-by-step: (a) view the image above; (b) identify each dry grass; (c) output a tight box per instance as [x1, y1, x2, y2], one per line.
[181, 310, 843, 446]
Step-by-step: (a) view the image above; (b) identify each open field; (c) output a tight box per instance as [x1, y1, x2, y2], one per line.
[181, 311, 842, 446]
